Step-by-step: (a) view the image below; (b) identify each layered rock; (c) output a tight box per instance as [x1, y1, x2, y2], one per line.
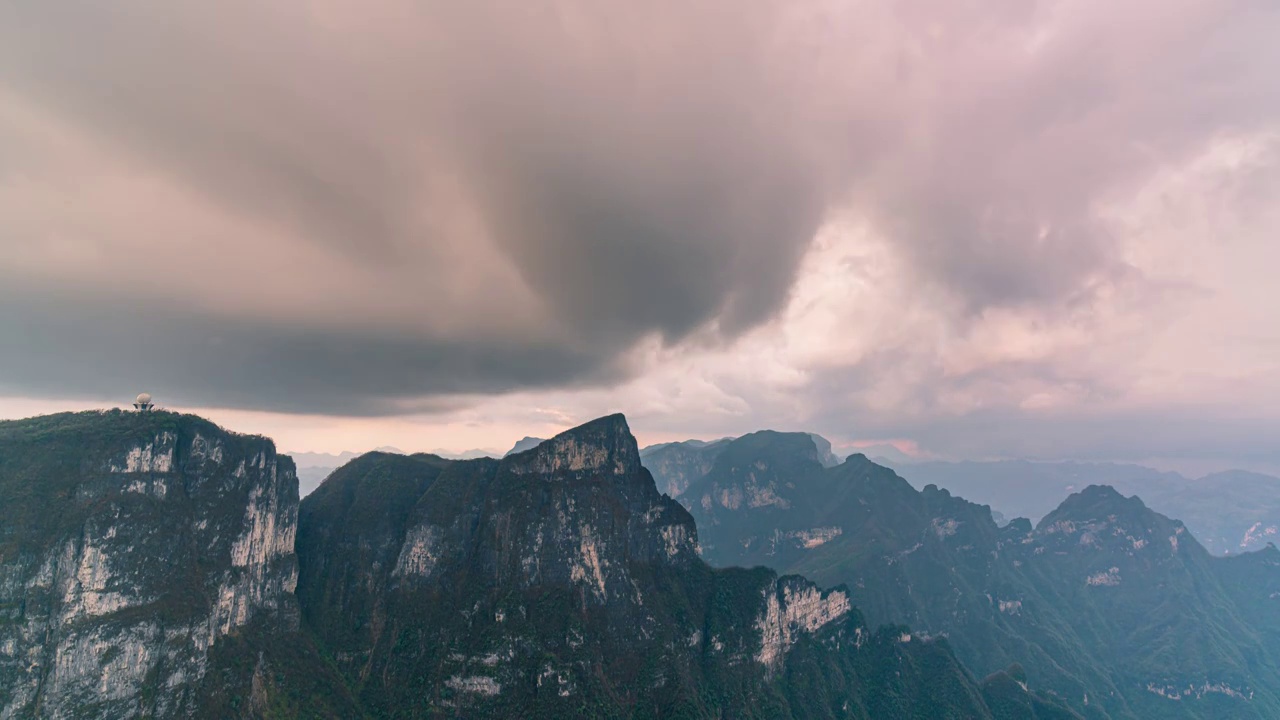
[755, 576, 852, 670]
[0, 410, 355, 719]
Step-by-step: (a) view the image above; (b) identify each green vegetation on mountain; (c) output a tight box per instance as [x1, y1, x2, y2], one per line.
[298, 415, 1068, 718]
[2, 410, 1073, 718]
[678, 431, 1280, 719]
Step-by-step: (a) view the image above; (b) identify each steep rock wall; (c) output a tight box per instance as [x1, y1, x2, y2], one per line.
[0, 411, 338, 719]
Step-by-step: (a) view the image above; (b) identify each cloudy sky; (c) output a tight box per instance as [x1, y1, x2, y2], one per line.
[2, 0, 1278, 472]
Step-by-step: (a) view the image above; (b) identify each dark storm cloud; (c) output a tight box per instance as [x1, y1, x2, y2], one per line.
[1, 0, 1278, 415]
[0, 284, 616, 415]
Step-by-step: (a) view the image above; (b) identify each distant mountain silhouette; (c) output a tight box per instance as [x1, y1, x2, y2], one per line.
[886, 459, 1280, 555]
[503, 435, 545, 456]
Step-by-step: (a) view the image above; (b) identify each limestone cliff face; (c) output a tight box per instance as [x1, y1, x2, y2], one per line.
[754, 576, 853, 671]
[0, 410, 351, 720]
[477, 414, 701, 599]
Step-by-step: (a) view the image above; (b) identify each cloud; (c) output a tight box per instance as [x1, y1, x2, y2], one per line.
[0, 1, 851, 411]
[1, 0, 1279, 445]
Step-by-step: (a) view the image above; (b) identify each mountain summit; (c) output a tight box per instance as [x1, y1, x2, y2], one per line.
[504, 435, 547, 456]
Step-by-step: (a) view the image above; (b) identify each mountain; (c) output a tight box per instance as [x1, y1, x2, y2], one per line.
[504, 435, 546, 456]
[297, 415, 1069, 719]
[436, 447, 502, 460]
[887, 460, 1280, 555]
[0, 410, 359, 718]
[295, 465, 335, 498]
[1019, 487, 1280, 717]
[681, 432, 1280, 719]
[639, 437, 733, 497]
[0, 409, 1080, 718]
[291, 445, 500, 497]
[290, 447, 403, 498]
[640, 432, 839, 501]
[1214, 543, 1280, 650]
[808, 433, 844, 468]
[883, 460, 1177, 525]
[1141, 470, 1280, 555]
[289, 449, 375, 468]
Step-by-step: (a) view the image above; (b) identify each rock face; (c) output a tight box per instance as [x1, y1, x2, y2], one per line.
[807, 433, 843, 468]
[298, 414, 1061, 718]
[0, 409, 1074, 719]
[0, 410, 356, 719]
[640, 433, 838, 500]
[681, 431, 833, 563]
[679, 432, 1280, 720]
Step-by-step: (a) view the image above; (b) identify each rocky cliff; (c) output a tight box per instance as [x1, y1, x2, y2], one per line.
[0, 409, 1073, 718]
[298, 414, 1062, 718]
[0, 410, 356, 719]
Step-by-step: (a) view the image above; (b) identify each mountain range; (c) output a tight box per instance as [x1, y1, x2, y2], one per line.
[654, 431, 1280, 719]
[884, 460, 1280, 555]
[301, 439, 1278, 560]
[0, 410, 1074, 718]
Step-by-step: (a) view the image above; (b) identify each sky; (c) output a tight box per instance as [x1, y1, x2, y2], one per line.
[2, 1, 1279, 473]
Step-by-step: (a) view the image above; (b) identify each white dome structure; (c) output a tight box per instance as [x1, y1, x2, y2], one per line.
[134, 392, 155, 412]
[136, 393, 152, 405]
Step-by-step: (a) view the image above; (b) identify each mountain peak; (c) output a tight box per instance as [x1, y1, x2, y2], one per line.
[1043, 484, 1150, 522]
[504, 413, 640, 477]
[1076, 484, 1130, 505]
[504, 435, 546, 456]
[718, 430, 827, 470]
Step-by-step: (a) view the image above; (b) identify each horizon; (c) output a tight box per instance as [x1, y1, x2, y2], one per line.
[4, 397, 1278, 481]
